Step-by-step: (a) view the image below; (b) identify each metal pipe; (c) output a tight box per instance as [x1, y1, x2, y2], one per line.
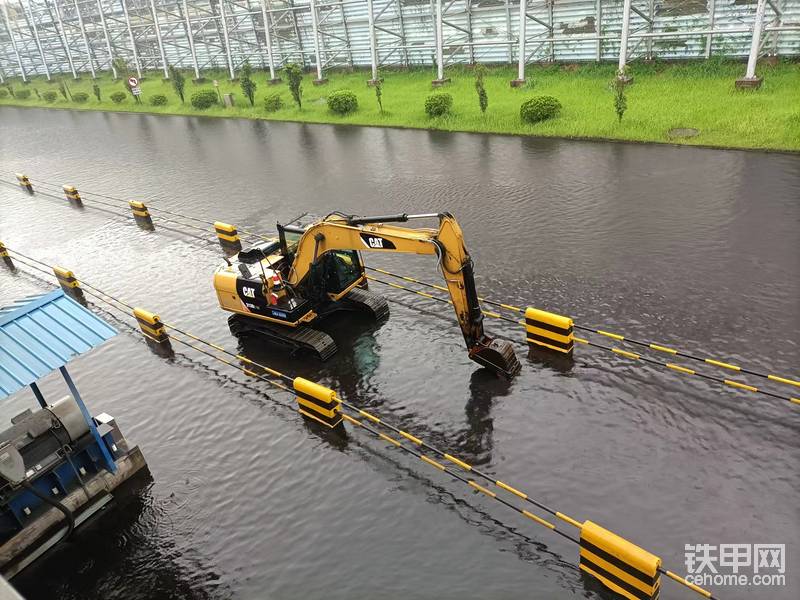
[96, 0, 117, 78]
[219, 0, 236, 79]
[367, 0, 378, 80]
[150, 0, 169, 78]
[705, 0, 716, 58]
[54, 1, 77, 79]
[73, 0, 96, 78]
[2, 3, 25, 82]
[517, 0, 526, 81]
[23, 1, 50, 80]
[435, 0, 444, 79]
[744, 0, 768, 79]
[595, 0, 602, 61]
[259, 0, 276, 80]
[309, 0, 324, 80]
[120, 0, 141, 78]
[181, 0, 200, 79]
[618, 0, 632, 73]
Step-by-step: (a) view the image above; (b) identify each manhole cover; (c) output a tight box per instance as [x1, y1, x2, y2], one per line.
[668, 127, 700, 138]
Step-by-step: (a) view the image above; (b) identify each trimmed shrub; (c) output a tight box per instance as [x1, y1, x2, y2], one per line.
[191, 89, 218, 110]
[150, 94, 168, 106]
[15, 89, 31, 100]
[42, 90, 58, 103]
[72, 91, 89, 103]
[327, 89, 358, 115]
[520, 96, 562, 124]
[0, 89, 8, 98]
[92, 83, 101, 101]
[110, 91, 127, 104]
[424, 92, 452, 118]
[264, 93, 283, 112]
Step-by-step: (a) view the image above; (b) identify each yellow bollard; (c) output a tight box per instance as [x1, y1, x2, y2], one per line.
[214, 221, 242, 255]
[0, 242, 13, 269]
[293, 377, 344, 429]
[63, 185, 82, 205]
[579, 521, 662, 600]
[129, 201, 155, 230]
[524, 307, 574, 356]
[133, 307, 173, 357]
[15, 173, 33, 193]
[53, 266, 86, 305]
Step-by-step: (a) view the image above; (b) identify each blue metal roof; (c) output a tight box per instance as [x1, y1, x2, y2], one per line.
[0, 289, 117, 399]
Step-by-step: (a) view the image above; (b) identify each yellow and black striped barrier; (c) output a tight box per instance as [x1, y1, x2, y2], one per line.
[525, 307, 574, 356]
[133, 307, 169, 343]
[293, 377, 344, 429]
[129, 201, 155, 230]
[214, 221, 242, 255]
[63, 185, 82, 205]
[0, 242, 12, 269]
[16, 173, 33, 193]
[579, 521, 661, 600]
[53, 266, 86, 304]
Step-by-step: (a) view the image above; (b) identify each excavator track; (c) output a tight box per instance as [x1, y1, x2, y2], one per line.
[228, 314, 338, 361]
[342, 287, 390, 322]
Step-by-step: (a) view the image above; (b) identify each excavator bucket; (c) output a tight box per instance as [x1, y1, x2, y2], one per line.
[469, 338, 521, 379]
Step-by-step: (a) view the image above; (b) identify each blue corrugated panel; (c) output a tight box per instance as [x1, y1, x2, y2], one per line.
[0, 289, 117, 399]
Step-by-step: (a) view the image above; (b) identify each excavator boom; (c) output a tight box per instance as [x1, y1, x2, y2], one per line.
[286, 212, 521, 378]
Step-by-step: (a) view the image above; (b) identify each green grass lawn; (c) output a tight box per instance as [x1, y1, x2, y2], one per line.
[2, 60, 798, 151]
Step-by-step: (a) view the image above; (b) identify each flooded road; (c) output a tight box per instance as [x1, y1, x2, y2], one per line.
[0, 107, 798, 600]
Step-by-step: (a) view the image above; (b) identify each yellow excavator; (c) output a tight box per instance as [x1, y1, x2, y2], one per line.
[213, 212, 521, 378]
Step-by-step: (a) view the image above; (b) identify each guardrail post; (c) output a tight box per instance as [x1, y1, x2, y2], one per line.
[214, 222, 242, 255]
[133, 307, 174, 357]
[524, 307, 574, 357]
[0, 242, 13, 269]
[54, 266, 87, 305]
[16, 173, 33, 193]
[129, 201, 155, 230]
[63, 185, 82, 206]
[293, 377, 345, 432]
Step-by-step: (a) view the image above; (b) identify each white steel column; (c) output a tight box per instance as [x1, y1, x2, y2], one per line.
[595, 0, 602, 61]
[309, 0, 324, 80]
[120, 0, 141, 78]
[743, 0, 768, 79]
[517, 0, 527, 81]
[367, 0, 378, 81]
[618, 0, 632, 73]
[182, 0, 200, 79]
[435, 0, 443, 80]
[57, 1, 78, 79]
[503, 0, 512, 63]
[2, 3, 25, 81]
[97, 0, 117, 78]
[218, 0, 235, 79]
[149, 0, 169, 78]
[259, 0, 276, 81]
[73, 0, 96, 78]
[705, 0, 716, 58]
[24, 2, 51, 80]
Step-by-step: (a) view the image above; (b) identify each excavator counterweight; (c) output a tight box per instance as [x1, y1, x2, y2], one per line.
[213, 212, 521, 379]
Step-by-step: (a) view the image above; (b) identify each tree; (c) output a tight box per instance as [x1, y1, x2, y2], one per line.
[169, 65, 186, 103]
[374, 77, 383, 114]
[474, 64, 488, 114]
[112, 56, 128, 80]
[611, 73, 628, 123]
[239, 61, 257, 106]
[284, 63, 303, 109]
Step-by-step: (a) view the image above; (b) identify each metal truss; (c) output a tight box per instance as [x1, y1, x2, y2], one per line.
[1, 0, 799, 85]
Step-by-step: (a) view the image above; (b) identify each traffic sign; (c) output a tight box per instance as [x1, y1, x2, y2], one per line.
[131, 86, 141, 96]
[128, 76, 138, 88]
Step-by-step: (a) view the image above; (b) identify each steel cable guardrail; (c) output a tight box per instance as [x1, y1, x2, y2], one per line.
[2, 246, 718, 600]
[365, 267, 799, 390]
[364, 270, 800, 408]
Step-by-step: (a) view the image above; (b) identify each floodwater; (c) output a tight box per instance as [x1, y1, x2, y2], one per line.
[0, 107, 798, 600]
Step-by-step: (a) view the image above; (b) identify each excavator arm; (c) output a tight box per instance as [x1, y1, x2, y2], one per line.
[286, 212, 521, 378]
